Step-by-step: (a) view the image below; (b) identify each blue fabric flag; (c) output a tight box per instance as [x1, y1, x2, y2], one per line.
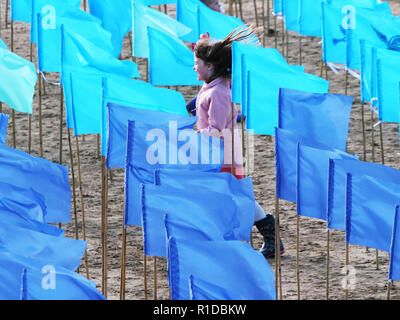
[147, 27, 202, 86]
[345, 174, 400, 252]
[0, 223, 86, 271]
[155, 168, 255, 241]
[322, 1, 400, 70]
[88, 0, 131, 57]
[132, 0, 191, 58]
[327, 158, 400, 230]
[282, 0, 299, 33]
[389, 205, 400, 282]
[106, 103, 196, 168]
[0, 38, 7, 49]
[37, 8, 115, 73]
[30, 0, 81, 44]
[0, 144, 71, 223]
[0, 251, 105, 300]
[245, 69, 329, 135]
[273, 0, 282, 14]
[176, 0, 202, 43]
[376, 57, 400, 123]
[189, 275, 237, 300]
[0, 47, 37, 114]
[125, 120, 224, 226]
[275, 127, 339, 203]
[0, 112, 9, 144]
[167, 238, 276, 300]
[298, 0, 324, 37]
[296, 143, 357, 221]
[278, 88, 353, 151]
[144, 0, 177, 5]
[232, 41, 295, 105]
[60, 25, 140, 78]
[10, 0, 32, 23]
[141, 183, 244, 257]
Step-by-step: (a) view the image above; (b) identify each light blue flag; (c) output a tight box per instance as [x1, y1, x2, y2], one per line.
[0, 251, 105, 300]
[10, 0, 31, 23]
[132, 0, 192, 58]
[0, 47, 37, 114]
[377, 57, 400, 123]
[60, 25, 140, 78]
[389, 205, 400, 282]
[155, 169, 255, 241]
[106, 103, 196, 168]
[176, 0, 202, 43]
[37, 8, 115, 73]
[189, 275, 236, 300]
[282, 0, 299, 33]
[88, 0, 131, 57]
[296, 143, 357, 221]
[0, 38, 7, 49]
[141, 183, 243, 257]
[278, 88, 352, 152]
[147, 27, 202, 86]
[144, 0, 177, 5]
[0, 144, 71, 223]
[30, 0, 81, 44]
[197, 4, 247, 40]
[232, 41, 294, 105]
[0, 113, 9, 144]
[298, 0, 324, 37]
[125, 120, 224, 226]
[102, 76, 192, 156]
[0, 223, 86, 271]
[275, 127, 338, 203]
[346, 174, 400, 252]
[167, 238, 276, 300]
[245, 69, 329, 135]
[322, 1, 400, 70]
[327, 158, 400, 230]
[273, 0, 282, 14]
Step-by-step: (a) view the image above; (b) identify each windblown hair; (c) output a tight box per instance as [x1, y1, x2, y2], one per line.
[194, 25, 261, 83]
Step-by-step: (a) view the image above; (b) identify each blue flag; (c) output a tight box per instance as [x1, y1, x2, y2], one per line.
[298, 0, 324, 37]
[376, 57, 400, 123]
[278, 88, 352, 151]
[10, 0, 31, 23]
[37, 8, 115, 73]
[389, 205, 400, 282]
[273, 0, 282, 14]
[0, 112, 9, 144]
[0, 223, 86, 271]
[0, 47, 37, 114]
[0, 38, 7, 50]
[88, 0, 132, 57]
[327, 158, 400, 230]
[147, 27, 202, 86]
[60, 25, 140, 78]
[296, 143, 357, 221]
[346, 174, 400, 252]
[167, 238, 276, 300]
[102, 76, 192, 156]
[30, 0, 81, 44]
[125, 120, 224, 226]
[141, 183, 244, 257]
[155, 168, 255, 241]
[106, 103, 196, 168]
[176, 0, 202, 43]
[0, 144, 71, 223]
[245, 70, 329, 135]
[282, 0, 299, 33]
[0, 251, 105, 300]
[132, 0, 191, 58]
[275, 127, 338, 203]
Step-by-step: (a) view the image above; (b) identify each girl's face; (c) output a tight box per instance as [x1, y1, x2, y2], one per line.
[194, 56, 214, 82]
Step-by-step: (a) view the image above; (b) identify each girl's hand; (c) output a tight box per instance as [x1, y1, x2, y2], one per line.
[200, 32, 210, 39]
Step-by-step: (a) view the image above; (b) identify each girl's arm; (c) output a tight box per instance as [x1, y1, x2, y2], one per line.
[199, 91, 229, 137]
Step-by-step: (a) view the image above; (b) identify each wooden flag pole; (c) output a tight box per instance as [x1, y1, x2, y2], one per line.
[83, 0, 87, 11]
[228, 0, 233, 16]
[59, 85, 63, 164]
[345, 69, 349, 95]
[12, 109, 16, 148]
[296, 214, 300, 300]
[238, 0, 243, 21]
[38, 74, 44, 157]
[74, 135, 90, 279]
[261, 0, 265, 46]
[234, 0, 238, 18]
[253, 0, 259, 27]
[5, 0, 9, 28]
[144, 254, 148, 300]
[379, 122, 385, 165]
[274, 195, 279, 299]
[120, 223, 127, 300]
[101, 155, 108, 297]
[154, 256, 158, 300]
[231, 102, 235, 175]
[361, 102, 366, 161]
[0, 103, 2, 113]
[274, 14, 277, 48]
[281, 17, 285, 55]
[326, 227, 330, 300]
[387, 280, 392, 300]
[285, 30, 289, 61]
[298, 35, 302, 66]
[345, 243, 349, 300]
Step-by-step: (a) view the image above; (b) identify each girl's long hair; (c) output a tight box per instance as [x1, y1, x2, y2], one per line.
[194, 25, 261, 83]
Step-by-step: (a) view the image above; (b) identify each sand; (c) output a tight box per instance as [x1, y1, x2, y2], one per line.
[1, 0, 400, 300]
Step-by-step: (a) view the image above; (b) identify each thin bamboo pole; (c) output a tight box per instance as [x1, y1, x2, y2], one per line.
[59, 86, 63, 164]
[274, 14, 277, 48]
[262, 0, 265, 46]
[12, 109, 16, 148]
[154, 256, 158, 300]
[75, 135, 90, 279]
[101, 155, 108, 297]
[379, 122, 385, 165]
[345, 69, 348, 96]
[0, 102, 2, 113]
[144, 254, 148, 300]
[387, 281, 392, 300]
[274, 196, 279, 299]
[231, 102, 235, 175]
[120, 225, 127, 300]
[238, 0, 243, 21]
[326, 228, 330, 300]
[296, 214, 300, 300]
[5, 0, 9, 28]
[370, 109, 379, 270]
[253, 0, 259, 27]
[361, 102, 366, 161]
[298, 36, 302, 66]
[38, 74, 43, 157]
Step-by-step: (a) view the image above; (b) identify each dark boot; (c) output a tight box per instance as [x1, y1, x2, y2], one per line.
[255, 214, 284, 259]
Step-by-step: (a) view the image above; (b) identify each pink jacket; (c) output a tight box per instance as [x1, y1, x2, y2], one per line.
[195, 77, 243, 169]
